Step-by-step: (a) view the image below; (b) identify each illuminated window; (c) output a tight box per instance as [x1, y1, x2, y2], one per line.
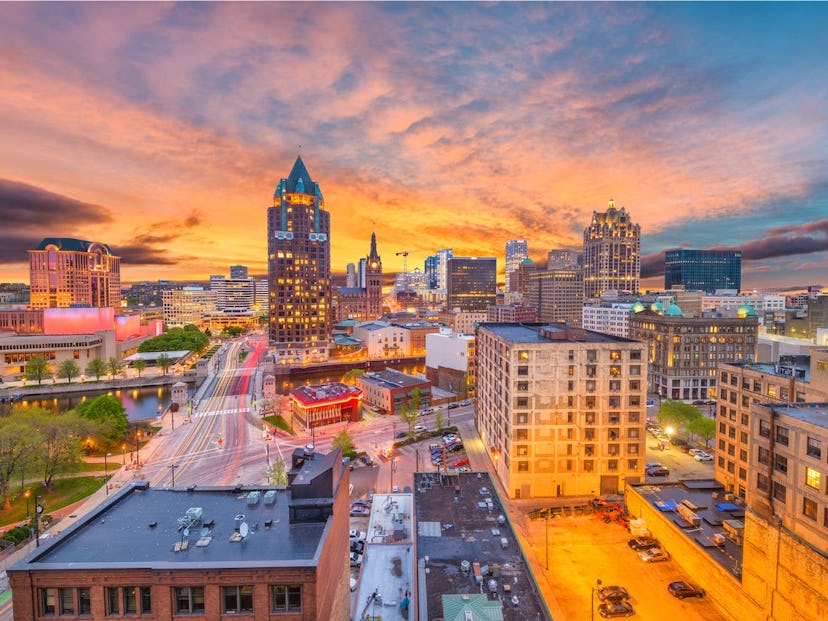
[517, 350, 529, 361]
[805, 467, 821, 490]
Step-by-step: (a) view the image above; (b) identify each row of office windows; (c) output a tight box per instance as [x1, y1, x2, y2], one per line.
[40, 584, 301, 617]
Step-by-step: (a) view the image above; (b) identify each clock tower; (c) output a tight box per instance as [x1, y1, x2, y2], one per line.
[366, 232, 383, 319]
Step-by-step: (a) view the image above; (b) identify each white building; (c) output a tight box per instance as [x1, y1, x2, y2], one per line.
[702, 292, 785, 313]
[425, 330, 475, 394]
[505, 239, 528, 293]
[162, 287, 216, 328]
[581, 303, 634, 337]
[351, 321, 411, 358]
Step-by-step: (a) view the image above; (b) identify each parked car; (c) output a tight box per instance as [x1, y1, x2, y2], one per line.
[349, 506, 370, 517]
[596, 585, 630, 601]
[349, 529, 367, 542]
[667, 581, 705, 599]
[694, 452, 714, 462]
[460, 400, 471, 406]
[598, 601, 635, 618]
[359, 455, 374, 466]
[688, 448, 705, 456]
[448, 403, 460, 409]
[395, 431, 407, 439]
[350, 540, 364, 554]
[627, 536, 660, 551]
[447, 443, 464, 452]
[452, 457, 470, 468]
[639, 547, 670, 562]
[645, 462, 662, 469]
[646, 466, 670, 477]
[349, 552, 363, 567]
[413, 424, 427, 433]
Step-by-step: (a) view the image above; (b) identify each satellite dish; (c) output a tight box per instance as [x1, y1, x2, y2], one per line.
[200, 527, 209, 537]
[239, 522, 249, 538]
[183, 528, 190, 538]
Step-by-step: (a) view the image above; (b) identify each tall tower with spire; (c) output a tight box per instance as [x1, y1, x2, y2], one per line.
[267, 156, 331, 364]
[365, 232, 383, 319]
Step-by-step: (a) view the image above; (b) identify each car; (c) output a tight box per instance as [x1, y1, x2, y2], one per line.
[349, 529, 367, 542]
[392, 485, 400, 493]
[350, 540, 365, 554]
[452, 457, 470, 468]
[688, 448, 705, 456]
[460, 400, 471, 406]
[597, 601, 635, 618]
[351, 498, 371, 508]
[413, 424, 427, 433]
[349, 506, 370, 517]
[458, 466, 471, 473]
[448, 403, 460, 409]
[639, 547, 670, 562]
[448, 443, 464, 452]
[627, 536, 660, 551]
[596, 585, 630, 601]
[350, 577, 357, 592]
[645, 462, 662, 469]
[694, 452, 714, 462]
[667, 581, 706, 599]
[646, 467, 670, 477]
[395, 431, 407, 438]
[349, 552, 363, 567]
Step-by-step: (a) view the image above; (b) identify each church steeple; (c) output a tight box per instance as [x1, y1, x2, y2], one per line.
[369, 232, 380, 262]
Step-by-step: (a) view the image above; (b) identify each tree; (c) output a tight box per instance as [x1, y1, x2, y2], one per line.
[399, 398, 420, 438]
[688, 416, 717, 449]
[25, 355, 51, 385]
[132, 358, 147, 377]
[342, 368, 365, 385]
[266, 455, 288, 486]
[86, 358, 107, 381]
[331, 429, 356, 456]
[106, 357, 123, 378]
[138, 325, 209, 354]
[157, 353, 173, 375]
[0, 411, 40, 509]
[434, 408, 444, 431]
[657, 399, 701, 435]
[56, 359, 80, 384]
[75, 395, 129, 446]
[28, 409, 91, 487]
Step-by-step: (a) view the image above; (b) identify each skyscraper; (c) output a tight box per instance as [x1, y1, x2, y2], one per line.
[267, 156, 331, 364]
[28, 238, 121, 309]
[230, 265, 248, 279]
[505, 239, 528, 293]
[664, 249, 742, 293]
[446, 257, 496, 312]
[582, 200, 640, 299]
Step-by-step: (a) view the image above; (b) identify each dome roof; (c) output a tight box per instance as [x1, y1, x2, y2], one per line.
[521, 257, 534, 265]
[631, 301, 646, 313]
[650, 301, 664, 312]
[737, 304, 758, 318]
[665, 303, 684, 317]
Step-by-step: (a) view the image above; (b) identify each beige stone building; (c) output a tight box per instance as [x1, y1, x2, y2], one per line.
[476, 322, 646, 499]
[162, 287, 217, 329]
[714, 349, 828, 496]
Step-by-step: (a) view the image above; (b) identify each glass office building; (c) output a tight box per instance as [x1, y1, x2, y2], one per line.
[664, 249, 741, 294]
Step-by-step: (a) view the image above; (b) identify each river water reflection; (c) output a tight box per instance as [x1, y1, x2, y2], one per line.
[15, 385, 182, 422]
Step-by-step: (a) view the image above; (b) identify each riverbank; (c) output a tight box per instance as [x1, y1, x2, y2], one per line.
[0, 372, 199, 400]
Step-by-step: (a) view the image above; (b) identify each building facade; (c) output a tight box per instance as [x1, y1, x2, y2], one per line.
[527, 267, 583, 325]
[267, 157, 332, 364]
[486, 304, 538, 323]
[162, 287, 216, 329]
[581, 302, 634, 338]
[664, 249, 742, 294]
[28, 238, 121, 309]
[229, 265, 248, 279]
[356, 369, 432, 415]
[476, 323, 647, 499]
[628, 308, 759, 401]
[335, 233, 383, 322]
[504, 239, 528, 294]
[582, 201, 640, 299]
[547, 249, 579, 270]
[424, 331, 476, 395]
[290, 382, 363, 431]
[446, 257, 496, 312]
[351, 321, 411, 358]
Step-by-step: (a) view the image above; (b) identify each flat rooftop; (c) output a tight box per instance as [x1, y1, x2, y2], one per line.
[367, 493, 414, 545]
[415, 472, 550, 621]
[478, 322, 637, 344]
[765, 402, 828, 428]
[631, 480, 744, 578]
[726, 356, 811, 382]
[14, 483, 327, 571]
[362, 369, 429, 389]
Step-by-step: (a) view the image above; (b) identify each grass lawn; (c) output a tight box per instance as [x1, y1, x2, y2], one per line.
[1, 476, 104, 527]
[263, 415, 292, 433]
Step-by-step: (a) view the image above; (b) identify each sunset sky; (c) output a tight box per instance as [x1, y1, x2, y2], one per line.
[0, 3, 826, 291]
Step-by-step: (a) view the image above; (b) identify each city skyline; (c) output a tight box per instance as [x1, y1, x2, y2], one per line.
[0, 3, 826, 290]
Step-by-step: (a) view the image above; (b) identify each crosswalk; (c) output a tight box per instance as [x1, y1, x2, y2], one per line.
[193, 407, 250, 418]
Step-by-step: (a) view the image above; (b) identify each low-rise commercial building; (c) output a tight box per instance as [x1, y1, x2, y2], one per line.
[356, 369, 431, 415]
[290, 382, 363, 431]
[425, 331, 476, 396]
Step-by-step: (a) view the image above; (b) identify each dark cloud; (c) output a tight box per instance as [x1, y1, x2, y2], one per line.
[111, 243, 185, 266]
[0, 234, 41, 264]
[641, 251, 666, 279]
[0, 178, 112, 227]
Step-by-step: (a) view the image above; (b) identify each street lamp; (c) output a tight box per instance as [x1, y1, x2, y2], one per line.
[34, 496, 44, 547]
[104, 452, 111, 495]
[391, 458, 397, 492]
[169, 464, 179, 487]
[545, 514, 549, 570]
[590, 578, 603, 621]
[135, 430, 142, 467]
[122, 444, 126, 465]
[24, 489, 30, 517]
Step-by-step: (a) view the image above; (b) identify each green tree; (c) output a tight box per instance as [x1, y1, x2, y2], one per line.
[266, 455, 288, 486]
[399, 390, 421, 438]
[342, 368, 365, 385]
[0, 411, 40, 509]
[106, 357, 123, 378]
[25, 355, 51, 385]
[157, 353, 173, 375]
[29, 409, 91, 487]
[75, 395, 129, 446]
[86, 358, 107, 381]
[132, 358, 147, 377]
[56, 359, 80, 384]
[138, 325, 209, 354]
[331, 429, 356, 457]
[688, 416, 717, 449]
[434, 408, 444, 431]
[657, 399, 701, 435]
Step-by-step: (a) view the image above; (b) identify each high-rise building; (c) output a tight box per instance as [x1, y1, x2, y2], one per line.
[28, 238, 121, 309]
[446, 257, 496, 312]
[162, 287, 216, 328]
[424, 255, 439, 290]
[345, 263, 357, 288]
[664, 249, 742, 294]
[547, 249, 579, 270]
[230, 265, 249, 280]
[435, 249, 454, 291]
[505, 240, 528, 293]
[582, 200, 640, 299]
[267, 156, 331, 364]
[476, 323, 647, 498]
[527, 267, 583, 325]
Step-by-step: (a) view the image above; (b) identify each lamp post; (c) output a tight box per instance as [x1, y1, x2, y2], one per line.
[122, 444, 126, 465]
[391, 458, 397, 493]
[135, 430, 141, 467]
[545, 514, 549, 570]
[104, 452, 111, 495]
[35, 496, 44, 547]
[24, 489, 30, 517]
[590, 578, 603, 621]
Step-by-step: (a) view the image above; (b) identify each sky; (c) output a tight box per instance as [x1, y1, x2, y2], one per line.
[0, 2, 826, 291]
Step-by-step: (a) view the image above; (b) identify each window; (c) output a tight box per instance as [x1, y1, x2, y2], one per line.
[585, 397, 596, 409]
[627, 443, 639, 454]
[627, 428, 639, 439]
[272, 585, 302, 613]
[807, 436, 822, 459]
[775, 426, 789, 446]
[516, 397, 528, 408]
[610, 350, 621, 360]
[516, 445, 528, 456]
[628, 396, 640, 406]
[628, 459, 638, 469]
[107, 587, 120, 616]
[583, 460, 594, 472]
[803, 497, 818, 521]
[517, 461, 529, 472]
[756, 473, 769, 492]
[772, 481, 786, 503]
[517, 350, 529, 361]
[123, 587, 137, 614]
[759, 419, 770, 438]
[174, 587, 205, 614]
[41, 588, 57, 617]
[609, 365, 621, 376]
[78, 588, 92, 615]
[774, 454, 788, 474]
[608, 459, 618, 471]
[517, 381, 529, 392]
[628, 411, 639, 423]
[140, 587, 152, 615]
[223, 586, 254, 614]
[630, 350, 642, 360]
[629, 365, 641, 376]
[517, 366, 528, 376]
[805, 467, 821, 490]
[515, 429, 528, 441]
